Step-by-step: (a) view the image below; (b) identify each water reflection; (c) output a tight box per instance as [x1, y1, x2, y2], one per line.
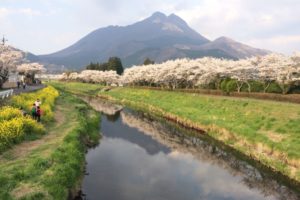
[80, 98, 299, 200]
[101, 113, 170, 155]
[79, 96, 123, 115]
[106, 111, 121, 122]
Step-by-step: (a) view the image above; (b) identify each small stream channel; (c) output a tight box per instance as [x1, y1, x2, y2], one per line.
[77, 97, 299, 200]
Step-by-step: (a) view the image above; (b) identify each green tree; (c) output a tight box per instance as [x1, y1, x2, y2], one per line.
[85, 57, 124, 75]
[108, 57, 124, 75]
[143, 58, 155, 65]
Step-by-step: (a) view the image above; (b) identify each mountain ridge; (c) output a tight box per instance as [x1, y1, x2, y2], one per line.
[31, 12, 270, 71]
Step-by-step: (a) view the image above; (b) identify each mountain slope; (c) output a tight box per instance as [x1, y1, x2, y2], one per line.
[198, 37, 270, 59]
[34, 12, 270, 71]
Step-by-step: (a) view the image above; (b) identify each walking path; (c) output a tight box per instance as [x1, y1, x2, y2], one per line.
[0, 106, 66, 161]
[0, 85, 46, 106]
[13, 84, 45, 95]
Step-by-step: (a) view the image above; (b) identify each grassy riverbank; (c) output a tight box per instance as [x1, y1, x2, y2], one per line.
[0, 90, 100, 200]
[50, 81, 300, 184]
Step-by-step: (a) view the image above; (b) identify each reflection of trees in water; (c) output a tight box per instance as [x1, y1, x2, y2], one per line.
[106, 111, 121, 122]
[121, 111, 299, 200]
[79, 96, 123, 115]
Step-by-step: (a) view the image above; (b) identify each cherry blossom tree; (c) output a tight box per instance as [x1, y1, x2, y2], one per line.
[0, 45, 24, 88]
[60, 52, 300, 94]
[61, 70, 120, 86]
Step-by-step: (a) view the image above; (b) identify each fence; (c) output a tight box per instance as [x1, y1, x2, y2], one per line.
[0, 89, 14, 100]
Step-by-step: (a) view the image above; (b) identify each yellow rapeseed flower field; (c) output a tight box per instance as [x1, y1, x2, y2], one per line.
[11, 86, 59, 122]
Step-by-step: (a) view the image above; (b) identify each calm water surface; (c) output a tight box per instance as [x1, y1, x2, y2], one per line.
[79, 98, 299, 200]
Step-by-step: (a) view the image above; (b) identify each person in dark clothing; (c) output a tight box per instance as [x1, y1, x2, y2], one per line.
[17, 81, 20, 88]
[31, 104, 36, 120]
[36, 106, 41, 122]
[22, 81, 26, 89]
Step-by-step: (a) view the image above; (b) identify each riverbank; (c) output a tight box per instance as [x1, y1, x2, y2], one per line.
[50, 81, 300, 186]
[0, 89, 100, 199]
[128, 86, 300, 104]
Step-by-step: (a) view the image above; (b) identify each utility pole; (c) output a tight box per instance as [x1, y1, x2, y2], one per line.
[1, 35, 8, 46]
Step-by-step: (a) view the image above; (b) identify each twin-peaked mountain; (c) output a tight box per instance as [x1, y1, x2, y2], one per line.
[33, 12, 270, 71]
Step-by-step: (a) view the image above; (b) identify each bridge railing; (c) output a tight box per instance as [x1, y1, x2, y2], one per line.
[0, 89, 14, 100]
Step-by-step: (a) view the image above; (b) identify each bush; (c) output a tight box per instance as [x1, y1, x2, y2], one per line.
[240, 80, 264, 92]
[0, 118, 23, 151]
[0, 106, 22, 121]
[266, 82, 282, 93]
[220, 79, 230, 93]
[226, 80, 238, 93]
[0, 112, 45, 152]
[221, 78, 237, 93]
[22, 117, 45, 135]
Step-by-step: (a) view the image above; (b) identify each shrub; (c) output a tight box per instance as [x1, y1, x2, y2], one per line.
[0, 115, 46, 152]
[221, 78, 238, 93]
[220, 78, 230, 93]
[0, 106, 22, 121]
[226, 79, 238, 93]
[240, 80, 264, 92]
[22, 117, 45, 135]
[0, 118, 23, 151]
[266, 82, 282, 93]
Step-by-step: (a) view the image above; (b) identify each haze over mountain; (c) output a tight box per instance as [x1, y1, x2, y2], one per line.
[32, 12, 270, 71]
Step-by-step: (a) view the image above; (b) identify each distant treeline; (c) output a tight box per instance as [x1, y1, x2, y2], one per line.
[86, 57, 124, 75]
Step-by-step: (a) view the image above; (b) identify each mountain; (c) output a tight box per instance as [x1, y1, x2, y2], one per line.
[198, 36, 271, 59]
[33, 12, 270, 71]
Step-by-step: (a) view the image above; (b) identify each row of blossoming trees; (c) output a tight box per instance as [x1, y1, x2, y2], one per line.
[0, 45, 45, 88]
[61, 52, 300, 94]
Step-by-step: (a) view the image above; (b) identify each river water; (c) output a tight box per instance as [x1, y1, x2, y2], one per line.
[78, 97, 299, 200]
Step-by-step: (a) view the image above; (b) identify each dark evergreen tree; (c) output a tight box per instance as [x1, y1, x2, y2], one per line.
[143, 58, 155, 65]
[85, 57, 124, 75]
[108, 57, 124, 75]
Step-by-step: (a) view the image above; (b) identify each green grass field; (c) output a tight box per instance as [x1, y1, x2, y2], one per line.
[0, 89, 100, 200]
[52, 81, 104, 96]
[50, 81, 300, 183]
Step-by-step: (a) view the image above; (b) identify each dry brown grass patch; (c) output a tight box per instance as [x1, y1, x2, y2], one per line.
[262, 131, 287, 142]
[11, 183, 48, 199]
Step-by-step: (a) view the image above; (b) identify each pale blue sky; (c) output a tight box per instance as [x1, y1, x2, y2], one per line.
[0, 0, 299, 55]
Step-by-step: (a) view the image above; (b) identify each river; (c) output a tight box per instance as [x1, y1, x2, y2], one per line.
[77, 97, 299, 200]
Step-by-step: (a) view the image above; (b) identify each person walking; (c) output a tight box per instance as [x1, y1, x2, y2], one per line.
[36, 106, 42, 122]
[22, 81, 26, 90]
[17, 81, 20, 88]
[35, 98, 41, 108]
[31, 104, 36, 120]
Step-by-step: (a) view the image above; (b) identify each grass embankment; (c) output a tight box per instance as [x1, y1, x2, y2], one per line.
[51, 81, 300, 184]
[129, 86, 300, 104]
[0, 90, 100, 200]
[53, 81, 104, 96]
